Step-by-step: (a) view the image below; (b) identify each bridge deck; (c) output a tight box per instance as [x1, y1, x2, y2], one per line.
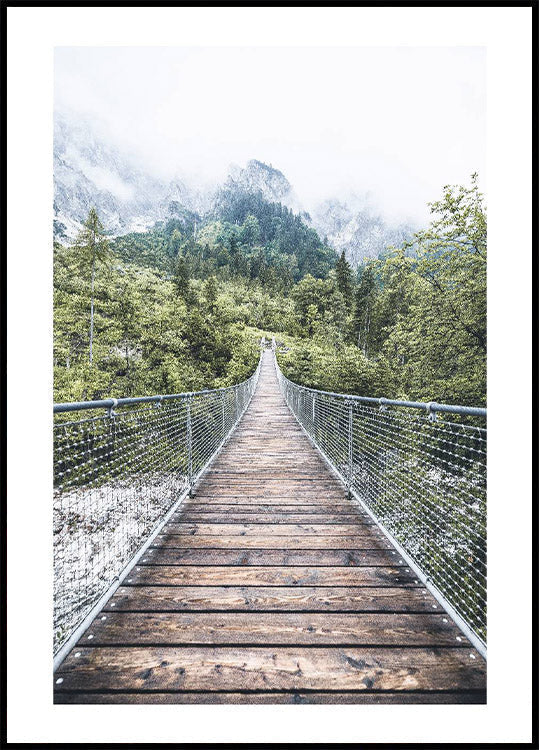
[54, 350, 486, 704]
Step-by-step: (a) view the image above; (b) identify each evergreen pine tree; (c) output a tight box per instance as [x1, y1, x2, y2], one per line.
[204, 275, 218, 312]
[352, 266, 376, 355]
[335, 250, 353, 304]
[174, 254, 190, 300]
[73, 207, 110, 366]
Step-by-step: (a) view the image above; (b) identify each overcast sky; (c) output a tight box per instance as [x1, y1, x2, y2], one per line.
[55, 46, 485, 224]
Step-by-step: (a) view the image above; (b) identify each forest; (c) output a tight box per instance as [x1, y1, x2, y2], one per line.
[53, 174, 486, 408]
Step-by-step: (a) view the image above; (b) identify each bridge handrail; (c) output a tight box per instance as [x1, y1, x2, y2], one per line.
[53, 381, 260, 414]
[271, 374, 486, 419]
[274, 352, 487, 656]
[53, 352, 263, 660]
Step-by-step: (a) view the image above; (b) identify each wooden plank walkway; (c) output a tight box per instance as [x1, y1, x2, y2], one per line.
[54, 350, 486, 704]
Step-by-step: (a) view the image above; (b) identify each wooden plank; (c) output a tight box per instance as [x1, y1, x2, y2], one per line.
[124, 565, 416, 587]
[189, 496, 352, 505]
[103, 586, 436, 612]
[154, 535, 394, 549]
[211, 460, 328, 468]
[182, 503, 365, 513]
[55, 646, 486, 692]
[175, 513, 369, 524]
[195, 480, 344, 488]
[54, 690, 487, 704]
[80, 612, 472, 647]
[197, 480, 344, 487]
[163, 523, 380, 536]
[143, 548, 400, 566]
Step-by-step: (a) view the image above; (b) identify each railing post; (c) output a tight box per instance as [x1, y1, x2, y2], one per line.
[107, 398, 118, 419]
[186, 396, 193, 493]
[312, 393, 316, 439]
[221, 391, 226, 438]
[347, 400, 353, 497]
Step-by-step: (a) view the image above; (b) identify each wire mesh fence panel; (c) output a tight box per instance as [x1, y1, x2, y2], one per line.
[53, 358, 261, 654]
[275, 356, 486, 647]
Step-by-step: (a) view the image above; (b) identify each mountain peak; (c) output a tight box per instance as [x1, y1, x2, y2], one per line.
[53, 114, 415, 263]
[225, 160, 292, 204]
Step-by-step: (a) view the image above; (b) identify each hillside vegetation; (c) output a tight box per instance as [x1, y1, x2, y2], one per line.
[54, 175, 486, 407]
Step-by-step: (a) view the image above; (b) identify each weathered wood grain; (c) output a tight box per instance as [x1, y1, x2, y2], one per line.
[55, 646, 486, 692]
[190, 495, 350, 504]
[55, 690, 487, 704]
[182, 502, 367, 513]
[154, 535, 393, 549]
[175, 513, 369, 524]
[163, 523, 380, 536]
[79, 612, 472, 646]
[142, 548, 400, 566]
[123, 565, 416, 587]
[104, 585, 443, 613]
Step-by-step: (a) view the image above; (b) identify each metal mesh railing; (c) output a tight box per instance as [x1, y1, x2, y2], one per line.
[275, 355, 486, 649]
[53, 357, 261, 653]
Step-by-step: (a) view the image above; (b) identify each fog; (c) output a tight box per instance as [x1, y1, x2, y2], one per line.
[55, 46, 485, 224]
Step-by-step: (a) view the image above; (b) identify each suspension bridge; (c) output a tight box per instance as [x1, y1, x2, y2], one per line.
[53, 342, 486, 703]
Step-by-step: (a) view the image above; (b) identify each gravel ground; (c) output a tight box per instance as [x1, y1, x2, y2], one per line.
[53, 473, 187, 652]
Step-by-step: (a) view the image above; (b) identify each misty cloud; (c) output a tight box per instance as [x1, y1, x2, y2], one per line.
[55, 46, 485, 224]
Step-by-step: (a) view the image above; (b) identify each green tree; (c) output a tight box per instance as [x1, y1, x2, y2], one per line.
[239, 214, 261, 247]
[204, 275, 219, 312]
[413, 173, 486, 354]
[73, 207, 110, 365]
[168, 228, 183, 259]
[113, 282, 143, 394]
[383, 175, 487, 404]
[369, 250, 416, 357]
[335, 250, 353, 305]
[351, 265, 377, 354]
[173, 254, 191, 301]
